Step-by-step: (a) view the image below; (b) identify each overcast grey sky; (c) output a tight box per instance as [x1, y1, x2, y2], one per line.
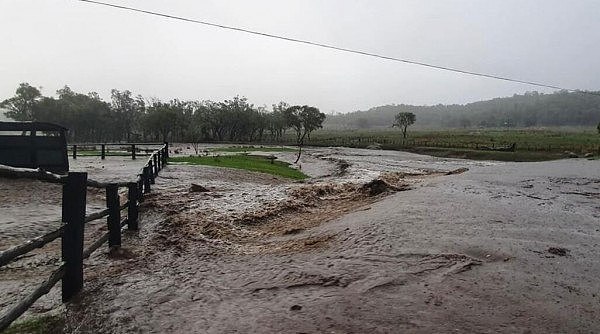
[1, 0, 599, 113]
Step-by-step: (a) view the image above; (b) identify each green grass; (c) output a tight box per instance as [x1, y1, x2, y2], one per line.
[4, 314, 64, 334]
[307, 128, 599, 151]
[169, 154, 308, 180]
[298, 128, 600, 161]
[208, 145, 296, 153]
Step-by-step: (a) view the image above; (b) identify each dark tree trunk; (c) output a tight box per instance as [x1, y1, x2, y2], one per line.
[295, 144, 302, 164]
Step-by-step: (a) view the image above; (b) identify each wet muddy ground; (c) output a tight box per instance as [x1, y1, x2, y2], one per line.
[0, 156, 150, 318]
[1, 146, 599, 333]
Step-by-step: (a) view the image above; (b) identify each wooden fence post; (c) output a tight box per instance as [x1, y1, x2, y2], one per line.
[61, 172, 87, 302]
[164, 142, 169, 159]
[131, 144, 136, 160]
[143, 166, 152, 192]
[157, 151, 162, 170]
[148, 161, 155, 185]
[72, 145, 77, 159]
[150, 155, 155, 175]
[101, 144, 106, 160]
[137, 177, 144, 200]
[106, 184, 121, 248]
[153, 154, 159, 176]
[127, 182, 139, 230]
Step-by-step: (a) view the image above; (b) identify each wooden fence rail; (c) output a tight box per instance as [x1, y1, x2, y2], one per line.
[0, 142, 169, 331]
[69, 143, 164, 160]
[0, 227, 63, 267]
[0, 266, 65, 329]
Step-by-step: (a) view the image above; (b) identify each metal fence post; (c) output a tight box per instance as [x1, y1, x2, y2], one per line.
[106, 184, 121, 248]
[61, 172, 87, 302]
[127, 182, 139, 230]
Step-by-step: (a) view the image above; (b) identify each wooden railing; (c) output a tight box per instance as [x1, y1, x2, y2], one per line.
[69, 142, 165, 160]
[0, 143, 169, 331]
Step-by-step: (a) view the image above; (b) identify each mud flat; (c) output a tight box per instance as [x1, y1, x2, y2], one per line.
[3, 147, 599, 333]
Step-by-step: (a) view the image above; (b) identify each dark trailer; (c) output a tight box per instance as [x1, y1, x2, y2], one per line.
[0, 121, 69, 173]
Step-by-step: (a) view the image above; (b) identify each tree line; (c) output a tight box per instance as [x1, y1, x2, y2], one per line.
[325, 90, 600, 130]
[0, 83, 325, 144]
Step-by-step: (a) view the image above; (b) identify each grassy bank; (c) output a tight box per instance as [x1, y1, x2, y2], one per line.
[169, 155, 308, 180]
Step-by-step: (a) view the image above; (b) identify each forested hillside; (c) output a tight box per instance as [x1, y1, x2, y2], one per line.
[324, 91, 600, 130]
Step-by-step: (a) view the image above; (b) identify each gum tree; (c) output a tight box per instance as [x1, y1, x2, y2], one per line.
[393, 112, 416, 138]
[0, 83, 42, 121]
[284, 105, 326, 163]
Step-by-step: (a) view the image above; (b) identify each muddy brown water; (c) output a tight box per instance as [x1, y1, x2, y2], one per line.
[0, 156, 150, 318]
[1, 146, 599, 333]
[1, 157, 150, 245]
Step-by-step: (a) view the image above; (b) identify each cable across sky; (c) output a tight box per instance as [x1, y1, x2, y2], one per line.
[77, 0, 597, 96]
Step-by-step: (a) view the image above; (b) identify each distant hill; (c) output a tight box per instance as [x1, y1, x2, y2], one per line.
[324, 91, 600, 130]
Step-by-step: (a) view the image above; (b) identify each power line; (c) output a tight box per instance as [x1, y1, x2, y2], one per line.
[78, 0, 598, 96]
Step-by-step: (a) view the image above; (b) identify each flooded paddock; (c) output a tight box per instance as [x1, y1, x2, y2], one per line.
[1, 146, 599, 333]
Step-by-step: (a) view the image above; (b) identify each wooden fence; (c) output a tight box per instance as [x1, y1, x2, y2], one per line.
[0, 143, 169, 331]
[69, 142, 165, 160]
